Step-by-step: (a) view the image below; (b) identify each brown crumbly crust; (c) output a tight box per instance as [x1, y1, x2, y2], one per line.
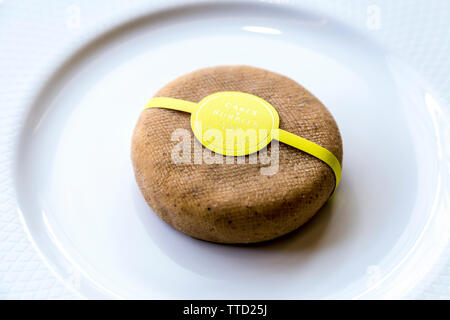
[131, 65, 343, 243]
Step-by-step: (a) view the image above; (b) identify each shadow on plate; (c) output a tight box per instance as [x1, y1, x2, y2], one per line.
[132, 178, 356, 281]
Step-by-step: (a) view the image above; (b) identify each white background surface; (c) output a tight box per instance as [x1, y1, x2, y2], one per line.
[1, 0, 449, 299]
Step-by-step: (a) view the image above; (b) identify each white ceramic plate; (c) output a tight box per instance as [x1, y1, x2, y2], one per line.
[2, 0, 450, 299]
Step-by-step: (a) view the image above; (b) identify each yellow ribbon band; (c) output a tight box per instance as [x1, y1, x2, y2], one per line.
[277, 129, 341, 188]
[144, 95, 341, 190]
[146, 97, 197, 113]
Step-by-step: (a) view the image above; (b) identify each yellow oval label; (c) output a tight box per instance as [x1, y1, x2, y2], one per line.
[191, 91, 279, 156]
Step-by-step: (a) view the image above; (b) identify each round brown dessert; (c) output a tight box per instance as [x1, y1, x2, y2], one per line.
[131, 65, 343, 244]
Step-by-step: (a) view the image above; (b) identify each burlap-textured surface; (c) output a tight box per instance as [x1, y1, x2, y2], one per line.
[131, 66, 343, 244]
